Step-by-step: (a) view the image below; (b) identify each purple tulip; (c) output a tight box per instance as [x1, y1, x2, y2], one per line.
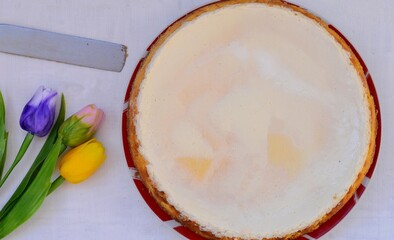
[19, 86, 57, 137]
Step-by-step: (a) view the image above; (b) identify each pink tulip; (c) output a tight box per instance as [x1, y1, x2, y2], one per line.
[58, 104, 104, 147]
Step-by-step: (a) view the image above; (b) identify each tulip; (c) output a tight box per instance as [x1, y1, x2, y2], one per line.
[0, 94, 66, 221]
[20, 86, 57, 137]
[58, 138, 106, 184]
[0, 86, 57, 189]
[58, 104, 104, 147]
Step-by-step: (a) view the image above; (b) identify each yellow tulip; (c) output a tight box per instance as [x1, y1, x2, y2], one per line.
[59, 138, 106, 184]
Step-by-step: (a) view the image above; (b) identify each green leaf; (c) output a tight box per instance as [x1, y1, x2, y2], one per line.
[0, 94, 66, 220]
[0, 138, 63, 238]
[0, 91, 8, 179]
[0, 91, 5, 128]
[0, 132, 8, 179]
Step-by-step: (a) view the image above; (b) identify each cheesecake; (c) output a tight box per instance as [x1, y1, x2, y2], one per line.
[127, 1, 377, 239]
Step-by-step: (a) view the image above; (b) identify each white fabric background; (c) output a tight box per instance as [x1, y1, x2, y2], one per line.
[0, 0, 392, 239]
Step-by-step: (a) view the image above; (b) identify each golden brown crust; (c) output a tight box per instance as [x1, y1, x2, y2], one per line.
[127, 0, 378, 239]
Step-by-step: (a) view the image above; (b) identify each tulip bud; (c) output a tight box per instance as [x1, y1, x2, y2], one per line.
[58, 104, 104, 147]
[59, 139, 106, 184]
[19, 86, 57, 137]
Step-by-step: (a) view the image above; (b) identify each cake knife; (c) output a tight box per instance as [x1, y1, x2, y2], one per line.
[0, 24, 127, 72]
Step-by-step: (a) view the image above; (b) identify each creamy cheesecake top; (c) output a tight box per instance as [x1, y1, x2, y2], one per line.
[133, 3, 372, 239]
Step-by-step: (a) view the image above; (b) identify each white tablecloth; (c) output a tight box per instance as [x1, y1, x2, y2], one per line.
[0, 0, 392, 239]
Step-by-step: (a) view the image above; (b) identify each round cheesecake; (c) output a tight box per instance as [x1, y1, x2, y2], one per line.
[128, 1, 377, 239]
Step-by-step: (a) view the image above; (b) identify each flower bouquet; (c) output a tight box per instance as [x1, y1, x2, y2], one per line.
[0, 86, 106, 238]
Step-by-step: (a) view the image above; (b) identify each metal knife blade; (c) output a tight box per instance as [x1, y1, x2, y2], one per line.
[0, 24, 127, 72]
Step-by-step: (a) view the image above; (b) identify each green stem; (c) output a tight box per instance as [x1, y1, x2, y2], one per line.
[0, 133, 34, 188]
[47, 176, 65, 195]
